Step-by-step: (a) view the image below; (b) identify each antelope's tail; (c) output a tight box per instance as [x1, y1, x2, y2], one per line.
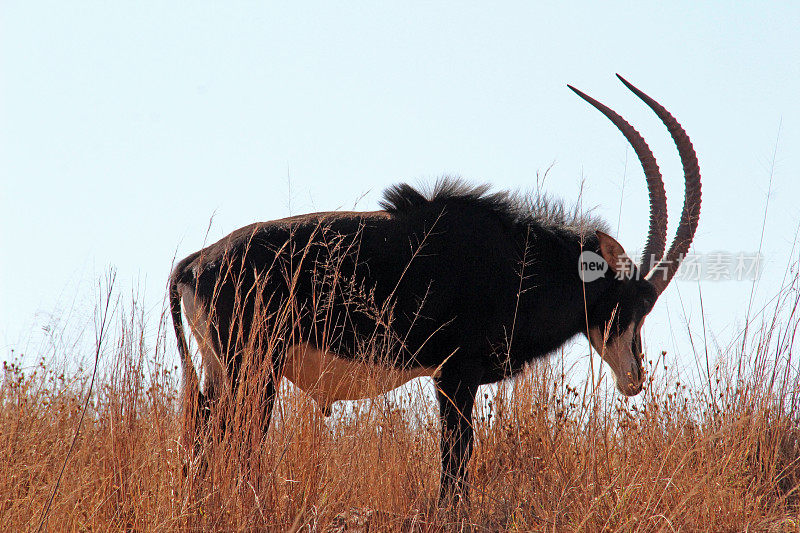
[169, 254, 203, 418]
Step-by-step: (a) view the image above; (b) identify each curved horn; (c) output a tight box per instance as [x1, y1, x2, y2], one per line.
[567, 83, 668, 273]
[613, 75, 702, 295]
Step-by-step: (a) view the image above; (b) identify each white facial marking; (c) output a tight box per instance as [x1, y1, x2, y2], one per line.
[588, 323, 642, 396]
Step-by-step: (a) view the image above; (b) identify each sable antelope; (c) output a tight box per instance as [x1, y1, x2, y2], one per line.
[169, 75, 701, 501]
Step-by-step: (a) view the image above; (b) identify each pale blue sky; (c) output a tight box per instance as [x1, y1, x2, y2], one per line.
[2, 2, 799, 387]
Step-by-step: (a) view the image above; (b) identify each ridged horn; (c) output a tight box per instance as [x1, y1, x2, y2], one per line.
[612, 75, 702, 295]
[567, 82, 668, 273]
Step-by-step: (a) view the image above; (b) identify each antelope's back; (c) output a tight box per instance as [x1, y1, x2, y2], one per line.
[174, 211, 413, 361]
[175, 199, 522, 369]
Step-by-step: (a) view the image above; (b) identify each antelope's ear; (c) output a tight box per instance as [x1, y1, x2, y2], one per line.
[596, 231, 636, 278]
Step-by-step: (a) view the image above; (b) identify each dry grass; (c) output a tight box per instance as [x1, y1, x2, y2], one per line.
[3, 265, 800, 532]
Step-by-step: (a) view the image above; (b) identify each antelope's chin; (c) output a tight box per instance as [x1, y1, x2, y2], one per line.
[617, 380, 644, 397]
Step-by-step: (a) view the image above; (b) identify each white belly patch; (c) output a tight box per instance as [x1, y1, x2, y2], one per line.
[283, 343, 440, 409]
[180, 285, 439, 411]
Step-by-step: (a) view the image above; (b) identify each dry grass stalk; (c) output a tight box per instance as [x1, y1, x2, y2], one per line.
[3, 258, 800, 531]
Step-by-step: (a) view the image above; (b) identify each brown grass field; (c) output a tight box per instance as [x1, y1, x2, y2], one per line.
[3, 262, 800, 532]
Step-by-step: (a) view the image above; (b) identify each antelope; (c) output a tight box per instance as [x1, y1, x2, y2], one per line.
[169, 75, 701, 501]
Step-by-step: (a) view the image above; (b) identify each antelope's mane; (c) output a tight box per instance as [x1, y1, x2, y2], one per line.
[380, 177, 609, 237]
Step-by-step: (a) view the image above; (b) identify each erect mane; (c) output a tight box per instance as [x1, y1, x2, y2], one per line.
[380, 177, 609, 236]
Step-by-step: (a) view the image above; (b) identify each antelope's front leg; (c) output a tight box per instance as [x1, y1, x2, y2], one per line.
[436, 371, 480, 504]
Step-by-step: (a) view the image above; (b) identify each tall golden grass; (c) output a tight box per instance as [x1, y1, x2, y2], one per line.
[3, 261, 800, 532]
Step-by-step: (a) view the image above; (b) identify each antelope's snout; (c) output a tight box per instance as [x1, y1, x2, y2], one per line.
[589, 325, 645, 397]
[619, 358, 644, 396]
